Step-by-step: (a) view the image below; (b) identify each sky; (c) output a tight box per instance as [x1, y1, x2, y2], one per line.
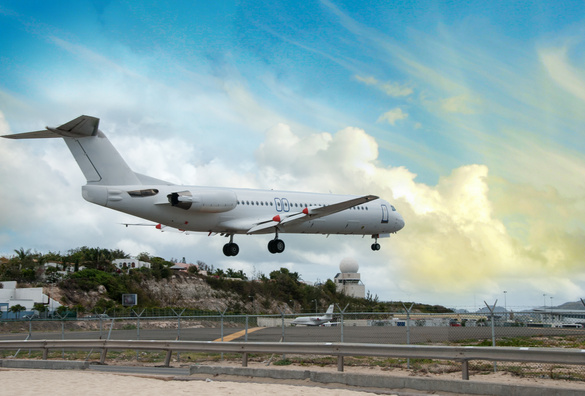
[1, 0, 584, 311]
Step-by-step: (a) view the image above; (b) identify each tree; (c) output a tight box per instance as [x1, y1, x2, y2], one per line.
[226, 268, 247, 280]
[10, 304, 26, 319]
[33, 302, 47, 316]
[136, 252, 151, 262]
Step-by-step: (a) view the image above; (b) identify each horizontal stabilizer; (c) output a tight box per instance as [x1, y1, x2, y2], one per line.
[2, 115, 100, 139]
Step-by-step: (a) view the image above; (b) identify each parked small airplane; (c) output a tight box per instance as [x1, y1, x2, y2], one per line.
[291, 304, 335, 326]
[3, 115, 405, 256]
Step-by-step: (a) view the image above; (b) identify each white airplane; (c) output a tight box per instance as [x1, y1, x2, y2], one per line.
[291, 304, 335, 326]
[3, 115, 405, 256]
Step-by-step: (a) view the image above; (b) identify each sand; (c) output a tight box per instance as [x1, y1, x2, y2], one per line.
[1, 369, 380, 396]
[2, 362, 585, 396]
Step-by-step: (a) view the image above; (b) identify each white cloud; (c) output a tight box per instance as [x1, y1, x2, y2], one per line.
[540, 46, 585, 103]
[355, 75, 413, 97]
[377, 108, 408, 125]
[439, 94, 478, 114]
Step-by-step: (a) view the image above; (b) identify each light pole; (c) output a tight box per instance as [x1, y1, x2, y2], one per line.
[550, 296, 554, 325]
[503, 291, 507, 322]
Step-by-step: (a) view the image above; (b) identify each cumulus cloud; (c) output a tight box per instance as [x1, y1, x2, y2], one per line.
[377, 108, 408, 125]
[254, 123, 585, 305]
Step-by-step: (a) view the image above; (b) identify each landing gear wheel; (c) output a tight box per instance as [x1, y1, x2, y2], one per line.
[371, 243, 381, 251]
[268, 240, 277, 254]
[275, 239, 285, 253]
[268, 239, 285, 254]
[223, 242, 240, 256]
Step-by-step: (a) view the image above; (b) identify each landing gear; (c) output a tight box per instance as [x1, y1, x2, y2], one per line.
[223, 235, 239, 257]
[268, 238, 285, 254]
[268, 230, 285, 254]
[371, 234, 381, 251]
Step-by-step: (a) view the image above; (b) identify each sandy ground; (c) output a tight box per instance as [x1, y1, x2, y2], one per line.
[2, 362, 585, 396]
[2, 369, 382, 396]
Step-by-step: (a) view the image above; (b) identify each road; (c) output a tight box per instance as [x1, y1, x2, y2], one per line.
[1, 321, 582, 344]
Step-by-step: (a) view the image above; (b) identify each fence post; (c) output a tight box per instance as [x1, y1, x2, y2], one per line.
[217, 307, 227, 360]
[171, 308, 186, 363]
[401, 302, 414, 369]
[133, 309, 145, 361]
[280, 309, 286, 360]
[335, 304, 349, 343]
[245, 315, 249, 342]
[484, 300, 498, 373]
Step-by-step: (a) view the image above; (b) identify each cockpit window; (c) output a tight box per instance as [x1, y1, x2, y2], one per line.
[390, 205, 396, 211]
[128, 189, 159, 197]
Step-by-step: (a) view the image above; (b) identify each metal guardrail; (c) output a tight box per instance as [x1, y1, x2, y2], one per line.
[1, 340, 584, 380]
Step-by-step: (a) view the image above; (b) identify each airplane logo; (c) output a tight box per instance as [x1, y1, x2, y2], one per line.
[291, 304, 335, 326]
[3, 116, 405, 256]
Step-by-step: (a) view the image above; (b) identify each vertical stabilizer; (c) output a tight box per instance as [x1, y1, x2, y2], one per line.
[324, 304, 334, 317]
[3, 115, 141, 186]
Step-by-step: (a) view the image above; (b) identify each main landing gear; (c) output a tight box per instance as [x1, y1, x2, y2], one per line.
[223, 235, 239, 257]
[222, 233, 285, 256]
[268, 230, 285, 254]
[371, 235, 381, 251]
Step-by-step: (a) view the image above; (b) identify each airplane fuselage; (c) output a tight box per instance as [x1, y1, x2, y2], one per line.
[82, 184, 404, 236]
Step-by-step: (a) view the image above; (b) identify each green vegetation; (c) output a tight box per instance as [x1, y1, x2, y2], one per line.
[0, 246, 452, 315]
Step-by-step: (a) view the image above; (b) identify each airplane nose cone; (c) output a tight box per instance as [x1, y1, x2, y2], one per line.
[396, 215, 405, 231]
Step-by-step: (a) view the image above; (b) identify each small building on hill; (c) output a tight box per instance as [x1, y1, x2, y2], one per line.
[334, 258, 365, 299]
[112, 258, 151, 271]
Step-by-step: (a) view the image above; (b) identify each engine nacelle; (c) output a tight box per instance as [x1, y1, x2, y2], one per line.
[167, 189, 237, 213]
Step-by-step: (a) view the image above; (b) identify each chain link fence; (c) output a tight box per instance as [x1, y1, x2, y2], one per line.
[1, 308, 584, 380]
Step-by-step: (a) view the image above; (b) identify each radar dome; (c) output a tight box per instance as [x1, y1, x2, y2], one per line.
[339, 257, 359, 273]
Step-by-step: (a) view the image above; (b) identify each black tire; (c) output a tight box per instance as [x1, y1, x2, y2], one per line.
[228, 243, 239, 256]
[371, 243, 381, 251]
[223, 243, 232, 256]
[268, 240, 277, 254]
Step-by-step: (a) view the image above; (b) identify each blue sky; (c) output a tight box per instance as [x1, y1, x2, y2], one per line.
[1, 1, 585, 310]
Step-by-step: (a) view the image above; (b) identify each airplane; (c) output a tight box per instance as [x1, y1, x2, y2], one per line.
[2, 115, 405, 256]
[291, 304, 335, 326]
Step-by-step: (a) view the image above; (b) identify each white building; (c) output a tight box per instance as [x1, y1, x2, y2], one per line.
[112, 258, 151, 270]
[0, 281, 61, 317]
[334, 258, 365, 298]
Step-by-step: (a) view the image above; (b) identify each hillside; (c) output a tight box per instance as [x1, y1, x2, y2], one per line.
[1, 247, 452, 315]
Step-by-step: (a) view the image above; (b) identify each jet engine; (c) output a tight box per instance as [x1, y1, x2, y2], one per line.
[167, 190, 237, 213]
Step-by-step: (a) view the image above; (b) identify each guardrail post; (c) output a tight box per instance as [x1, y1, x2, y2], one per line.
[243, 352, 248, 367]
[100, 347, 108, 364]
[164, 350, 172, 367]
[337, 356, 344, 372]
[42, 347, 48, 360]
[461, 360, 469, 380]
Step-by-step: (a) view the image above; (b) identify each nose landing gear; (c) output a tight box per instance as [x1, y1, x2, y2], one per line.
[371, 235, 381, 251]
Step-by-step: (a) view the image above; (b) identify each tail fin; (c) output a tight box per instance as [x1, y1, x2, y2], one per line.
[325, 304, 334, 317]
[3, 115, 141, 186]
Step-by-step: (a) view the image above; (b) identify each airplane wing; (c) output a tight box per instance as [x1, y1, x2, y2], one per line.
[246, 195, 379, 234]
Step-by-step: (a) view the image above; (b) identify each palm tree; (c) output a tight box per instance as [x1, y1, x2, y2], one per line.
[10, 304, 26, 319]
